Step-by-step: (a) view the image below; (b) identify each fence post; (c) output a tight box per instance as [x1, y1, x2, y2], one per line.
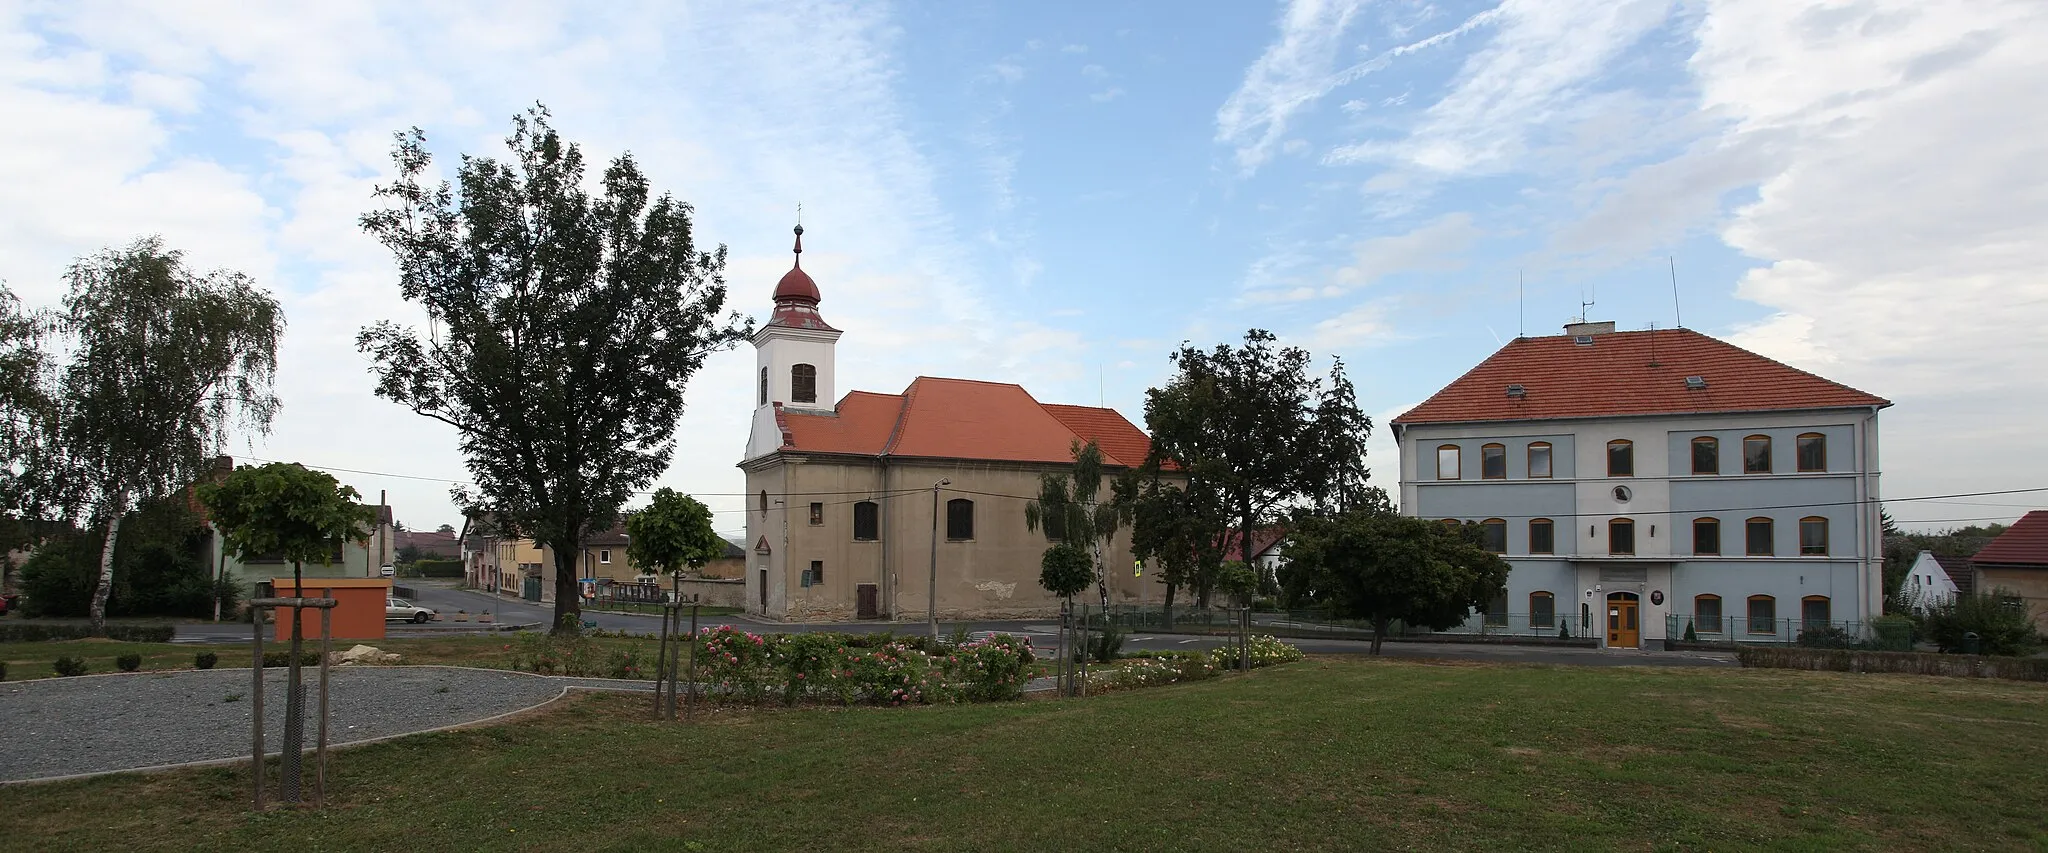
[251, 603, 265, 811]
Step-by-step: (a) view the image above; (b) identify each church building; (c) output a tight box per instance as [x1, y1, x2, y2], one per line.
[740, 226, 1154, 621]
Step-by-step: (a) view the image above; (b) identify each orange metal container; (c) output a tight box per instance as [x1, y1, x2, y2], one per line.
[271, 577, 392, 641]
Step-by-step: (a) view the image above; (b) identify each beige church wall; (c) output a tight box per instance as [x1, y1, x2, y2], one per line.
[744, 454, 1155, 621]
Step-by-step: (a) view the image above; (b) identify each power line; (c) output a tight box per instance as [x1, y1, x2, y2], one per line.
[237, 455, 933, 500]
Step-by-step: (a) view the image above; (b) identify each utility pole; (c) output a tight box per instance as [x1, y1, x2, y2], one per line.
[928, 478, 950, 640]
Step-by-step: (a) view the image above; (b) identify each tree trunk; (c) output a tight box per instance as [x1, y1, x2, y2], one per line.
[87, 499, 127, 633]
[1371, 618, 1388, 656]
[551, 543, 582, 634]
[1162, 581, 1177, 630]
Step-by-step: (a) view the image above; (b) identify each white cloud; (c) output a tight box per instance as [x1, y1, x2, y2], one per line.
[1089, 87, 1124, 103]
[1298, 298, 1402, 353]
[1214, 0, 1369, 174]
[1330, 212, 1479, 292]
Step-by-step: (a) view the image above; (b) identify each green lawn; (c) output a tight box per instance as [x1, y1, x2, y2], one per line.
[2, 658, 2045, 852]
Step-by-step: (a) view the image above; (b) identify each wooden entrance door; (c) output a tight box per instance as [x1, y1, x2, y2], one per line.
[856, 583, 880, 619]
[1606, 592, 1640, 648]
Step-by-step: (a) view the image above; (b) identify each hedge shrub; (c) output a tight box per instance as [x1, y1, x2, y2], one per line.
[116, 654, 142, 672]
[195, 651, 219, 670]
[1738, 646, 2048, 682]
[411, 559, 465, 578]
[52, 656, 87, 677]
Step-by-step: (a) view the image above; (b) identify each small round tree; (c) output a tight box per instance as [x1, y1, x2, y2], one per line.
[625, 488, 726, 578]
[1040, 542, 1094, 603]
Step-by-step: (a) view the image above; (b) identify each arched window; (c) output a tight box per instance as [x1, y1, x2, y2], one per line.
[1747, 595, 1777, 634]
[1607, 439, 1634, 477]
[1527, 441, 1552, 478]
[759, 366, 768, 406]
[852, 501, 880, 541]
[1743, 435, 1772, 474]
[1691, 436, 1719, 475]
[1436, 445, 1461, 480]
[1796, 433, 1827, 472]
[1745, 517, 1774, 556]
[1484, 592, 1508, 627]
[1694, 594, 1723, 633]
[1801, 595, 1831, 629]
[945, 498, 975, 540]
[1480, 443, 1506, 479]
[1530, 591, 1556, 629]
[1480, 519, 1507, 553]
[1799, 516, 1829, 556]
[1609, 518, 1635, 555]
[1528, 519, 1554, 555]
[1693, 517, 1721, 556]
[791, 363, 817, 404]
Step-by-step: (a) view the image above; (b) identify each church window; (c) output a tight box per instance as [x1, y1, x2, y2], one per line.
[791, 363, 817, 404]
[759, 366, 768, 406]
[808, 502, 823, 525]
[946, 498, 975, 540]
[853, 501, 879, 541]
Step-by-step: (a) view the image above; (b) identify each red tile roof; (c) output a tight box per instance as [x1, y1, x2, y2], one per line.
[1393, 328, 1889, 425]
[776, 377, 1153, 466]
[1219, 527, 1288, 561]
[1971, 511, 2048, 567]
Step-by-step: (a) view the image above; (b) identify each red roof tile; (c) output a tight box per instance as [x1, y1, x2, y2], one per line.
[1219, 527, 1287, 560]
[776, 377, 1153, 466]
[1971, 511, 2048, 567]
[1393, 328, 1889, 425]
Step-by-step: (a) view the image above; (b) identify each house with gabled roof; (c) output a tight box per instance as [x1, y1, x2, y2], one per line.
[739, 225, 1157, 621]
[1391, 320, 1890, 648]
[1968, 510, 2048, 629]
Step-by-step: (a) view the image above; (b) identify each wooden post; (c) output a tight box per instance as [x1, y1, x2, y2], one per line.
[251, 602, 265, 811]
[684, 598, 700, 720]
[652, 600, 673, 718]
[316, 588, 332, 806]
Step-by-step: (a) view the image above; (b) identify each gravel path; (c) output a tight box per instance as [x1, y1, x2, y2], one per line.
[0, 666, 593, 784]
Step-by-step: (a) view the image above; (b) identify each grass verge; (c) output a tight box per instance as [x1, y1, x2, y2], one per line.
[2, 658, 2045, 851]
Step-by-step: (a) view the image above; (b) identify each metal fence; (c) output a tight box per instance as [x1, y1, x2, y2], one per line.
[1664, 613, 1914, 650]
[1073, 605, 1583, 641]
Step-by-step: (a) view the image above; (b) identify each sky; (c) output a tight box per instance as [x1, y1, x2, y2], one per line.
[3, 0, 2044, 539]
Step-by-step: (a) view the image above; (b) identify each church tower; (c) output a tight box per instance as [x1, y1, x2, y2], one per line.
[744, 224, 841, 461]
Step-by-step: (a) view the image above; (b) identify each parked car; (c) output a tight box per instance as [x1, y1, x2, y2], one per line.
[386, 597, 437, 623]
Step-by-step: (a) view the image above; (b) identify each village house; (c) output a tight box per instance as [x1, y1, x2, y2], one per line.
[1967, 510, 2048, 629]
[1392, 321, 1890, 648]
[740, 225, 1155, 621]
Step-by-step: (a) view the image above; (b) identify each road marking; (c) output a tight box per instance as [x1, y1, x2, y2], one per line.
[1177, 639, 1198, 644]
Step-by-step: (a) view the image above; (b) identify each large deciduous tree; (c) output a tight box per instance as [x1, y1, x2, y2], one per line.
[1144, 330, 1371, 575]
[1280, 506, 1508, 654]
[30, 240, 282, 631]
[358, 105, 751, 633]
[1115, 469, 1227, 614]
[626, 488, 726, 578]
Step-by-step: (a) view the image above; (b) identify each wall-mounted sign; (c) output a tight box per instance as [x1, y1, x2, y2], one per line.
[1650, 590, 1665, 606]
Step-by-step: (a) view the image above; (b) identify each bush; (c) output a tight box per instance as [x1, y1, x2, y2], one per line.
[195, 651, 218, 670]
[261, 651, 321, 668]
[509, 630, 602, 676]
[1089, 655, 1219, 692]
[116, 654, 142, 672]
[846, 640, 937, 705]
[0, 661, 8, 681]
[943, 634, 1036, 702]
[53, 656, 87, 677]
[696, 625, 777, 702]
[1684, 620, 1698, 642]
[1087, 624, 1126, 664]
[607, 648, 646, 680]
[1210, 634, 1305, 670]
[1796, 625, 1857, 649]
[1920, 592, 2040, 656]
[1869, 615, 1917, 652]
[1738, 646, 2048, 682]
[0, 623, 175, 643]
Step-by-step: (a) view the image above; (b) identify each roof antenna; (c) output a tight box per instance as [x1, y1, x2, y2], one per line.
[1668, 256, 1684, 329]
[1099, 362, 1106, 408]
[1579, 284, 1596, 324]
[1517, 269, 1524, 338]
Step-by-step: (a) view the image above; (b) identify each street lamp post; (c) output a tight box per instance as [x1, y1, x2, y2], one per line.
[929, 478, 951, 640]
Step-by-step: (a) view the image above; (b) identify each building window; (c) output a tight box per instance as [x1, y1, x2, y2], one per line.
[598, 549, 610, 564]
[1797, 433, 1826, 472]
[1484, 592, 1508, 627]
[1480, 519, 1506, 554]
[808, 502, 824, 526]
[946, 498, 975, 540]
[1747, 595, 1777, 634]
[1528, 519, 1554, 555]
[1530, 592, 1556, 629]
[802, 560, 824, 587]
[758, 366, 768, 405]
[1744, 435, 1772, 474]
[1436, 445, 1461, 480]
[853, 501, 879, 541]
[1527, 442, 1552, 478]
[1801, 595, 1830, 629]
[759, 490, 769, 518]
[1799, 516, 1828, 556]
[791, 363, 817, 404]
[1609, 518, 1635, 556]
[1694, 594, 1723, 634]
[1691, 436, 1719, 475]
[1693, 517, 1721, 556]
[1481, 444, 1506, 479]
[1607, 440, 1634, 477]
[1746, 517, 1774, 556]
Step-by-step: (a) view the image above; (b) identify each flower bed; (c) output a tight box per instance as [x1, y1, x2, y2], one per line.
[681, 626, 1038, 706]
[1209, 634, 1306, 670]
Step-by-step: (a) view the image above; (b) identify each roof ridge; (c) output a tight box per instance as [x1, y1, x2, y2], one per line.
[1681, 329, 1890, 406]
[907, 375, 1031, 391]
[878, 379, 918, 457]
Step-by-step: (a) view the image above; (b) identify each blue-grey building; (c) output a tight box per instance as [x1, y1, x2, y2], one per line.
[1391, 321, 1890, 648]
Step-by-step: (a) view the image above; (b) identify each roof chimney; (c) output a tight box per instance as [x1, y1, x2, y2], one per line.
[1563, 320, 1615, 337]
